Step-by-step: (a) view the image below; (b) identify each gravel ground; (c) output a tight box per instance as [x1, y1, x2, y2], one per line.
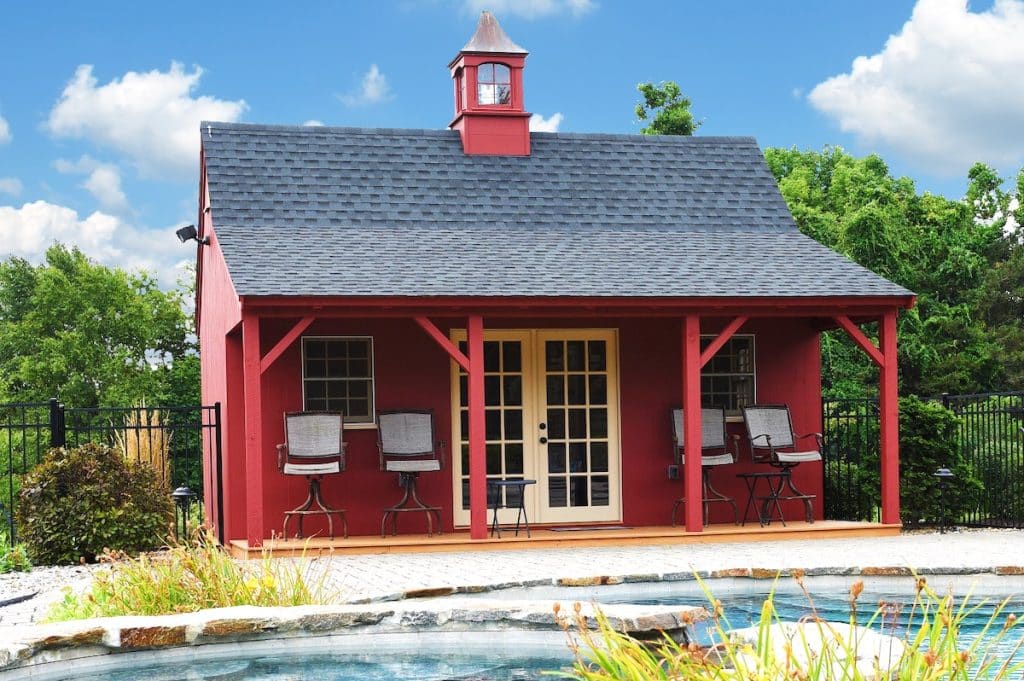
[0, 563, 101, 626]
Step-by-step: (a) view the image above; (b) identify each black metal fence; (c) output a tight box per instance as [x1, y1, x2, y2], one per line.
[822, 392, 1024, 528]
[943, 392, 1024, 528]
[0, 399, 221, 543]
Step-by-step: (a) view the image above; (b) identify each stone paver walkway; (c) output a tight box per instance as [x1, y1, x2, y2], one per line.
[3, 529, 1022, 628]
[322, 528, 1024, 602]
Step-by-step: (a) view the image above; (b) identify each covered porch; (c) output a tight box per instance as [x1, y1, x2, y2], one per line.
[210, 292, 909, 550]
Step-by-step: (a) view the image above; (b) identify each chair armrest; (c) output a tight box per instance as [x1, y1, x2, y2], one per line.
[437, 440, 447, 469]
[728, 433, 741, 461]
[795, 432, 824, 449]
[276, 444, 286, 471]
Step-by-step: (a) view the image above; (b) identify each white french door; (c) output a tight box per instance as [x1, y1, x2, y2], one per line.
[450, 329, 621, 526]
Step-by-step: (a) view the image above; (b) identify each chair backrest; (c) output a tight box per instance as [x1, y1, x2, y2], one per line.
[741, 405, 795, 450]
[671, 407, 727, 450]
[378, 410, 435, 457]
[283, 412, 344, 458]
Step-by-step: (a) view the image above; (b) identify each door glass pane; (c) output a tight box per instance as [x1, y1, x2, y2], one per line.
[547, 443, 566, 473]
[486, 444, 502, 474]
[485, 376, 501, 405]
[569, 443, 588, 472]
[588, 341, 606, 371]
[484, 342, 500, 372]
[588, 375, 607, 405]
[461, 479, 470, 510]
[549, 478, 567, 507]
[567, 375, 587, 405]
[506, 443, 524, 474]
[568, 409, 587, 438]
[460, 410, 468, 439]
[503, 342, 521, 372]
[503, 376, 522, 405]
[485, 410, 501, 440]
[591, 442, 608, 472]
[546, 376, 565, 405]
[566, 341, 586, 371]
[504, 409, 523, 440]
[461, 444, 469, 472]
[569, 476, 589, 506]
[546, 341, 564, 371]
[547, 409, 565, 439]
[592, 476, 610, 506]
[459, 376, 468, 407]
[590, 408, 608, 438]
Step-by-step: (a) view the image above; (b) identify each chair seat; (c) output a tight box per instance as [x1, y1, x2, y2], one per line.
[283, 461, 342, 475]
[680, 453, 734, 467]
[386, 459, 442, 473]
[776, 450, 822, 463]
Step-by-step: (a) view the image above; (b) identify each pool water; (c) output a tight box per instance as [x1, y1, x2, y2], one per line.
[69, 652, 571, 681]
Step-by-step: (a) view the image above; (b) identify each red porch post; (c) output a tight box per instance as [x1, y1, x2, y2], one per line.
[466, 315, 488, 539]
[879, 309, 900, 524]
[241, 312, 265, 547]
[681, 314, 703, 532]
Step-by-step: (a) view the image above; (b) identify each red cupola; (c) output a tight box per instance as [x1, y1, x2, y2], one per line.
[448, 11, 531, 156]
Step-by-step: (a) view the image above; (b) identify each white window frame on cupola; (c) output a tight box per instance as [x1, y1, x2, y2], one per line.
[476, 62, 512, 106]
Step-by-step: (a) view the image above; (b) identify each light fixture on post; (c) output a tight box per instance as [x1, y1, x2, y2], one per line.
[171, 485, 197, 540]
[933, 467, 954, 534]
[175, 224, 209, 245]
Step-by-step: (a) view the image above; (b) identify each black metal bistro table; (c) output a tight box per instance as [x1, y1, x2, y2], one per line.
[486, 479, 536, 538]
[736, 471, 788, 526]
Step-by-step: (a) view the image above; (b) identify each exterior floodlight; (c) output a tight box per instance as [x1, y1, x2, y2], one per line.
[176, 224, 209, 245]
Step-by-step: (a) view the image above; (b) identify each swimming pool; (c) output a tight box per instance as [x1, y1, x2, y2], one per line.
[14, 574, 1024, 680]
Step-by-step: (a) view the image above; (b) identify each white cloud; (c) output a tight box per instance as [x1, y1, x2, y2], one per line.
[529, 112, 564, 132]
[46, 63, 247, 179]
[0, 200, 189, 288]
[808, 0, 1024, 175]
[0, 115, 10, 144]
[0, 178, 22, 196]
[303, 120, 325, 126]
[339, 64, 393, 107]
[462, 0, 595, 19]
[55, 155, 128, 211]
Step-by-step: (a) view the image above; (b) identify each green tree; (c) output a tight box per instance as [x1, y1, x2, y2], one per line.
[0, 244, 194, 407]
[635, 81, 699, 136]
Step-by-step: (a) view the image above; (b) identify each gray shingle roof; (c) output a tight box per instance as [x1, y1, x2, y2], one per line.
[201, 122, 912, 300]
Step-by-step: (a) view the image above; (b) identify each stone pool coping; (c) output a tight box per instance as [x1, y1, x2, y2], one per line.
[0, 599, 701, 679]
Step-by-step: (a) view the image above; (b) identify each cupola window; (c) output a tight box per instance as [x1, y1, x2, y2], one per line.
[477, 63, 511, 105]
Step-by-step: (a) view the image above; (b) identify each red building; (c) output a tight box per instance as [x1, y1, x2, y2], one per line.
[195, 12, 914, 550]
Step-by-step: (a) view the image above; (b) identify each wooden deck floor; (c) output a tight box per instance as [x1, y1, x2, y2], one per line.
[228, 520, 899, 559]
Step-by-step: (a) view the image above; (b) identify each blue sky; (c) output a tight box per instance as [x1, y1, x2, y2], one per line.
[2, 0, 1023, 287]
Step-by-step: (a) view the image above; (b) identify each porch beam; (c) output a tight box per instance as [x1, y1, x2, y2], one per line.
[241, 313, 265, 547]
[466, 315, 488, 539]
[260, 316, 315, 375]
[833, 315, 885, 367]
[699, 316, 749, 368]
[878, 309, 901, 525]
[414, 316, 471, 372]
[681, 315, 704, 532]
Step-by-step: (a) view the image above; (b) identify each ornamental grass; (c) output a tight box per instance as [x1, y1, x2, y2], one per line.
[46, 529, 337, 621]
[555, 573, 1024, 680]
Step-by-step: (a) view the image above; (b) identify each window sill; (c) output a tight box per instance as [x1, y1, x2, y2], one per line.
[344, 422, 377, 430]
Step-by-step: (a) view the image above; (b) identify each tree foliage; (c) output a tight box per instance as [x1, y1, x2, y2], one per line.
[635, 81, 699, 136]
[0, 244, 196, 407]
[764, 146, 1024, 397]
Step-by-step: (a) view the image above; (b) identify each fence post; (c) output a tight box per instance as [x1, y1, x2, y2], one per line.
[48, 398, 66, 448]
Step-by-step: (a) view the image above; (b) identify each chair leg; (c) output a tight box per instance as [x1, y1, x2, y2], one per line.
[283, 476, 347, 540]
[381, 472, 442, 537]
[702, 468, 739, 525]
[781, 469, 815, 524]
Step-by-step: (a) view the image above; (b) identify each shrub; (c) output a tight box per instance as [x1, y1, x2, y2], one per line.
[0, 541, 31, 573]
[897, 396, 982, 526]
[15, 443, 173, 565]
[46, 530, 336, 620]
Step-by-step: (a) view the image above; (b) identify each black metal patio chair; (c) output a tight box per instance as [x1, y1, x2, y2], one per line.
[741, 404, 822, 523]
[378, 410, 444, 536]
[670, 407, 739, 526]
[276, 411, 347, 539]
